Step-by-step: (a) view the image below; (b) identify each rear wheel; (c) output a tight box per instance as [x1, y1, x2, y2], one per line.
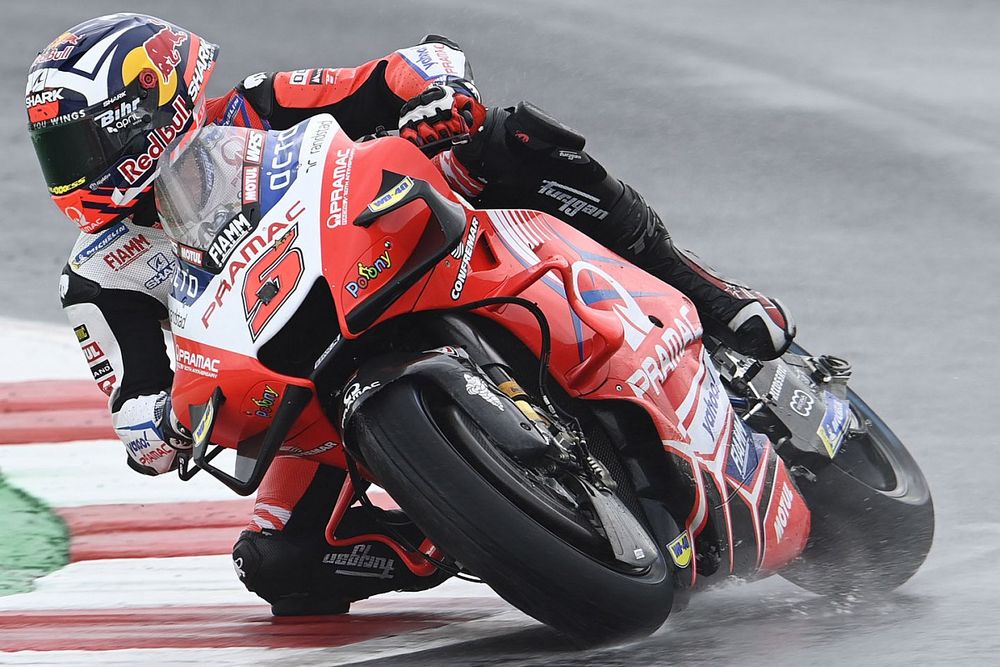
[780, 387, 934, 596]
[348, 380, 674, 643]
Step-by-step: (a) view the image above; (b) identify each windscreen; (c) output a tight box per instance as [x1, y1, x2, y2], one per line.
[156, 124, 250, 251]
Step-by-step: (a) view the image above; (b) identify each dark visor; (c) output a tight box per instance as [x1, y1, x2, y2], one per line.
[28, 82, 161, 194]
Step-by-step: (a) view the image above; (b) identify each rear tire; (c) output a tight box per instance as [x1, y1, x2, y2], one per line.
[348, 380, 674, 643]
[780, 387, 934, 596]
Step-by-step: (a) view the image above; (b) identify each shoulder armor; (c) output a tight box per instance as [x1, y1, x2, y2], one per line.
[236, 71, 277, 120]
[419, 34, 461, 50]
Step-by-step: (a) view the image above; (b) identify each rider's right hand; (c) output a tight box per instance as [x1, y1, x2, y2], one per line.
[398, 78, 486, 148]
[117, 392, 193, 476]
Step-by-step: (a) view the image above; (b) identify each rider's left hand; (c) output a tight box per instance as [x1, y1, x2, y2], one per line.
[399, 78, 486, 148]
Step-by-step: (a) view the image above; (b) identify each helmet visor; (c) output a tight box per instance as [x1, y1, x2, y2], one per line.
[28, 81, 161, 195]
[157, 124, 249, 251]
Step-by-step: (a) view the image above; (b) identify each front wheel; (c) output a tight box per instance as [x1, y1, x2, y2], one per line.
[347, 380, 674, 643]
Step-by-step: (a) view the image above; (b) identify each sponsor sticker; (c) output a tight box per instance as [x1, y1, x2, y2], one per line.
[186, 40, 216, 100]
[279, 441, 339, 457]
[343, 381, 381, 409]
[208, 214, 256, 266]
[90, 359, 113, 380]
[773, 482, 795, 542]
[246, 384, 280, 418]
[117, 97, 191, 184]
[345, 251, 392, 298]
[667, 531, 692, 568]
[192, 397, 214, 448]
[325, 147, 355, 228]
[464, 373, 504, 411]
[33, 32, 79, 65]
[537, 180, 609, 219]
[74, 324, 90, 342]
[143, 23, 187, 80]
[242, 166, 260, 204]
[144, 252, 176, 290]
[817, 391, 852, 458]
[367, 177, 414, 214]
[726, 420, 765, 482]
[450, 217, 479, 300]
[95, 98, 141, 134]
[71, 222, 128, 268]
[789, 389, 815, 417]
[244, 130, 264, 165]
[103, 234, 152, 271]
[82, 341, 104, 363]
[178, 244, 204, 266]
[175, 347, 221, 378]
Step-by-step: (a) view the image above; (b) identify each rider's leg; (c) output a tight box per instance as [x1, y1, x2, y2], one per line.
[441, 102, 795, 360]
[232, 456, 448, 616]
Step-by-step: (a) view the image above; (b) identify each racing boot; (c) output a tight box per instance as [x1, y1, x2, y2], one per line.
[233, 508, 449, 616]
[443, 102, 795, 360]
[603, 189, 797, 360]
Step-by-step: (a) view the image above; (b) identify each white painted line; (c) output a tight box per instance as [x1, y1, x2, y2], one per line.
[0, 317, 91, 382]
[0, 555, 502, 611]
[0, 441, 239, 507]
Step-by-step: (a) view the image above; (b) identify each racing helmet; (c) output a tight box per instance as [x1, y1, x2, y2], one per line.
[26, 13, 219, 233]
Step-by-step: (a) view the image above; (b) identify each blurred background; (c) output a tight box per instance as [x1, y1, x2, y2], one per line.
[5, 1, 999, 663]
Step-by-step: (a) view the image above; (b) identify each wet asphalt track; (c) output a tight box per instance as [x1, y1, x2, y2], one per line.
[4, 1, 1000, 664]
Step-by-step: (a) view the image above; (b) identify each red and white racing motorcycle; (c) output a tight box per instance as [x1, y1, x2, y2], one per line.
[158, 113, 933, 642]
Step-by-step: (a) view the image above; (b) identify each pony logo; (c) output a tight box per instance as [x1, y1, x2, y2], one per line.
[143, 24, 187, 80]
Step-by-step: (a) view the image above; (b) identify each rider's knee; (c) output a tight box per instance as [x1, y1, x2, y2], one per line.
[232, 529, 307, 603]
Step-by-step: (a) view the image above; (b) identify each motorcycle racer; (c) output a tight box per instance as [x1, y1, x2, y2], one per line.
[27, 13, 795, 615]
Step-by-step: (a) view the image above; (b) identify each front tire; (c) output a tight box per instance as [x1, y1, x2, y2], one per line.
[348, 380, 674, 643]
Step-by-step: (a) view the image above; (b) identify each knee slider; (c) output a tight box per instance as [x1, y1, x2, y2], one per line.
[59, 265, 101, 308]
[232, 530, 308, 604]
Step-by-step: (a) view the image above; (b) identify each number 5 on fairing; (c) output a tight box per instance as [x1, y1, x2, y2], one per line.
[241, 225, 304, 341]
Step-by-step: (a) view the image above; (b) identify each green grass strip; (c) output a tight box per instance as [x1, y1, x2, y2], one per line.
[0, 473, 69, 596]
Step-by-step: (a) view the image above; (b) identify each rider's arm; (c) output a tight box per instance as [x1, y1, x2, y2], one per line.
[217, 35, 473, 137]
[60, 224, 188, 475]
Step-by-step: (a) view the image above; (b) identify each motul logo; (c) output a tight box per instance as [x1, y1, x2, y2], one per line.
[82, 341, 104, 362]
[116, 97, 191, 184]
[243, 166, 259, 204]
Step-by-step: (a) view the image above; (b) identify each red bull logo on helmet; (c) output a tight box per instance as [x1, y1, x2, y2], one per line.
[143, 23, 187, 80]
[33, 32, 80, 65]
[116, 96, 192, 183]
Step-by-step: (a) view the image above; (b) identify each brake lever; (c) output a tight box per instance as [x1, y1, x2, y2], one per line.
[419, 133, 470, 157]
